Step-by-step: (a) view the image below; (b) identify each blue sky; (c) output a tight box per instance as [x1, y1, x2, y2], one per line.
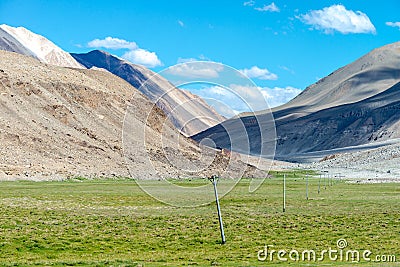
[1, 0, 399, 115]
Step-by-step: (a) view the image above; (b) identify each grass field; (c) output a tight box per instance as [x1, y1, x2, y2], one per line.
[0, 172, 399, 266]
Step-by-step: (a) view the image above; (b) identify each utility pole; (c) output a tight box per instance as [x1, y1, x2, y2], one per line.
[306, 173, 309, 200]
[323, 171, 328, 190]
[318, 173, 321, 194]
[283, 173, 286, 212]
[209, 175, 226, 244]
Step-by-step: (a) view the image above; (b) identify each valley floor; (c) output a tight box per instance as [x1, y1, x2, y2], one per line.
[0, 174, 398, 266]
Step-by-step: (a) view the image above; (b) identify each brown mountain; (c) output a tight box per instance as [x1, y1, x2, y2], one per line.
[71, 50, 225, 136]
[0, 51, 261, 180]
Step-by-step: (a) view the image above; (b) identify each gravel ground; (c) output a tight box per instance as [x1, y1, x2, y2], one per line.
[293, 142, 400, 182]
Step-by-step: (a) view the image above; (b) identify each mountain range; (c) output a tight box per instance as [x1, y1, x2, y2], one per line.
[71, 50, 225, 136]
[0, 24, 263, 180]
[0, 50, 263, 180]
[0, 25, 223, 136]
[193, 41, 400, 161]
[1, 23, 400, 180]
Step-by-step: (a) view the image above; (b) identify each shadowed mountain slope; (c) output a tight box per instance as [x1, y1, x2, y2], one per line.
[192, 42, 400, 161]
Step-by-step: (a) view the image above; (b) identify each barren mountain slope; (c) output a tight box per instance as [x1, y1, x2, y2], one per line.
[0, 24, 83, 69]
[71, 50, 225, 136]
[192, 41, 400, 161]
[274, 81, 400, 157]
[272, 41, 400, 122]
[0, 51, 261, 180]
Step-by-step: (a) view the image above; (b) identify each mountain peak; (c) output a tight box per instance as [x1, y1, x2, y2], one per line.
[272, 40, 400, 120]
[0, 24, 83, 69]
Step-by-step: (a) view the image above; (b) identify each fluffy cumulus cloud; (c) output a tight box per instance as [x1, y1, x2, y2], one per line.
[88, 37, 137, 50]
[122, 49, 162, 68]
[298, 5, 376, 34]
[87, 37, 162, 68]
[386, 21, 400, 30]
[189, 84, 301, 118]
[254, 2, 279, 12]
[166, 62, 224, 78]
[240, 66, 278, 80]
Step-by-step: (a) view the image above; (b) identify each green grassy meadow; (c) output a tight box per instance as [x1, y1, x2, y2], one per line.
[0, 172, 399, 266]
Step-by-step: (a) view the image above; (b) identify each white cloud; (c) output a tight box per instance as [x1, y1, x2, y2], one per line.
[298, 4, 376, 34]
[87, 37, 162, 68]
[178, 20, 185, 27]
[188, 85, 247, 118]
[198, 54, 210, 61]
[229, 84, 268, 111]
[254, 2, 279, 12]
[186, 89, 239, 118]
[386, 21, 400, 30]
[187, 84, 301, 117]
[177, 57, 198, 63]
[279, 65, 295, 75]
[243, 0, 255, 7]
[177, 55, 211, 63]
[240, 66, 278, 80]
[259, 86, 301, 108]
[166, 62, 224, 78]
[88, 37, 137, 49]
[122, 49, 162, 68]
